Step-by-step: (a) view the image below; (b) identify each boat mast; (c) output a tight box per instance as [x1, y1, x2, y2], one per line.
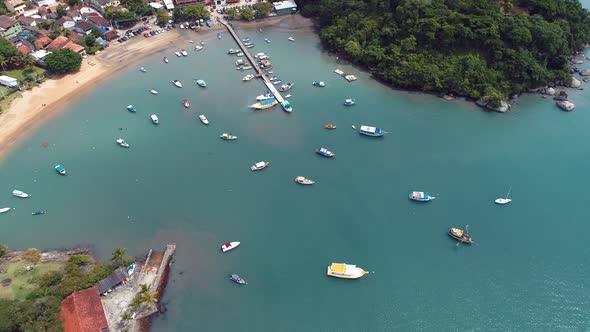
[506, 186, 512, 199]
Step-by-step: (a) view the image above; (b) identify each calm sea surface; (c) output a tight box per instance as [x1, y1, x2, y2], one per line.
[2, 16, 590, 331]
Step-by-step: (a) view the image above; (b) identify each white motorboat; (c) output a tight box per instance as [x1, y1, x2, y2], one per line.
[242, 74, 255, 81]
[151, 114, 159, 125]
[116, 138, 130, 148]
[220, 133, 238, 140]
[172, 80, 182, 88]
[285, 94, 292, 98]
[195, 45, 203, 51]
[295, 176, 314, 185]
[256, 93, 274, 101]
[149, 89, 158, 95]
[199, 114, 209, 125]
[140, 67, 147, 73]
[12, 190, 30, 198]
[251, 161, 269, 171]
[495, 187, 512, 205]
[181, 49, 188, 56]
[0, 207, 13, 213]
[221, 241, 240, 252]
[288, 36, 295, 41]
[327, 263, 369, 279]
[265, 38, 270, 43]
[175, 51, 182, 57]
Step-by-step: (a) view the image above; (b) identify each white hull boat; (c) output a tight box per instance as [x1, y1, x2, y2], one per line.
[116, 138, 130, 148]
[12, 190, 29, 198]
[181, 49, 188, 56]
[175, 51, 182, 57]
[251, 161, 269, 171]
[199, 114, 209, 125]
[242, 74, 255, 81]
[149, 89, 158, 95]
[288, 36, 295, 41]
[0, 207, 12, 213]
[221, 241, 240, 252]
[195, 45, 203, 51]
[151, 114, 159, 124]
[495, 187, 512, 205]
[172, 80, 182, 88]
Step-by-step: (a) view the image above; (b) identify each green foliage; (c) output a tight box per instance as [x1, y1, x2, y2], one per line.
[173, 7, 186, 21]
[300, 0, 590, 99]
[183, 4, 210, 20]
[22, 248, 41, 265]
[66, 0, 81, 5]
[44, 49, 82, 75]
[120, 0, 151, 17]
[156, 8, 171, 24]
[0, 244, 6, 258]
[0, 0, 7, 15]
[253, 2, 274, 17]
[105, 8, 138, 27]
[56, 6, 67, 18]
[226, 8, 238, 20]
[111, 247, 126, 266]
[85, 34, 96, 47]
[240, 7, 255, 21]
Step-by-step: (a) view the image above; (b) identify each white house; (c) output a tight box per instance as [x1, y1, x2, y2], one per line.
[0, 75, 18, 87]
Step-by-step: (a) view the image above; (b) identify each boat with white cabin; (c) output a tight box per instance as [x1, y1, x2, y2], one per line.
[181, 49, 188, 56]
[149, 89, 158, 95]
[150, 114, 159, 125]
[127, 105, 136, 112]
[288, 36, 295, 41]
[256, 92, 273, 101]
[12, 190, 29, 198]
[344, 99, 355, 106]
[140, 67, 146, 73]
[408, 191, 434, 202]
[222, 241, 240, 252]
[172, 80, 182, 88]
[220, 133, 238, 140]
[250, 161, 269, 171]
[196, 79, 206, 87]
[194, 45, 203, 51]
[281, 100, 293, 113]
[242, 74, 255, 81]
[163, 57, 169, 63]
[312, 80, 325, 87]
[175, 51, 182, 57]
[0, 207, 13, 214]
[448, 227, 474, 244]
[359, 125, 385, 137]
[327, 263, 369, 279]
[229, 274, 247, 285]
[199, 114, 209, 125]
[295, 176, 314, 185]
[279, 82, 294, 92]
[316, 147, 335, 158]
[116, 138, 129, 148]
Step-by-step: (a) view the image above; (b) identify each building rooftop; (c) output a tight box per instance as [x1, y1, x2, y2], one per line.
[104, 29, 118, 40]
[17, 44, 32, 54]
[34, 35, 53, 49]
[87, 14, 109, 27]
[0, 15, 18, 29]
[96, 267, 128, 294]
[75, 20, 93, 31]
[273, 0, 297, 10]
[61, 287, 110, 332]
[64, 41, 84, 53]
[46, 35, 69, 49]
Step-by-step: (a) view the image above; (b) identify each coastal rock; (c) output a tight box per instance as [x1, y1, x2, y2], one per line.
[545, 87, 556, 96]
[475, 98, 511, 113]
[556, 100, 575, 112]
[570, 77, 582, 88]
[581, 69, 590, 76]
[570, 58, 583, 64]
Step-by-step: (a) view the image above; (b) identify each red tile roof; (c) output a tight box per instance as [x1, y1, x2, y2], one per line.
[17, 44, 32, 54]
[34, 35, 53, 49]
[46, 35, 69, 49]
[61, 287, 109, 332]
[64, 41, 85, 54]
[104, 29, 118, 41]
[87, 14, 109, 27]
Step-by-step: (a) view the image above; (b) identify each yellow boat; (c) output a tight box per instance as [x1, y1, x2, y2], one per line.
[326, 263, 368, 279]
[324, 124, 336, 129]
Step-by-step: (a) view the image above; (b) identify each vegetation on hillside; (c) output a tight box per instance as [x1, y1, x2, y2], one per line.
[44, 48, 82, 74]
[298, 0, 590, 102]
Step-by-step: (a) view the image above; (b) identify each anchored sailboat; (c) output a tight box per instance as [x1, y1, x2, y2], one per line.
[495, 187, 512, 205]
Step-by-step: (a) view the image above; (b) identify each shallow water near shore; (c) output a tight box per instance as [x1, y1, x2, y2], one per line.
[2, 18, 590, 331]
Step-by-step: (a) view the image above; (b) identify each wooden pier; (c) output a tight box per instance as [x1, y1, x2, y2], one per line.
[219, 20, 285, 105]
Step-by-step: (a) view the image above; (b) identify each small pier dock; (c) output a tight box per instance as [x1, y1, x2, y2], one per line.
[219, 20, 285, 105]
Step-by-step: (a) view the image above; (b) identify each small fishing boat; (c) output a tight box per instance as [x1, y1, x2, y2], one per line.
[196, 79, 207, 87]
[0, 207, 13, 214]
[448, 227, 474, 244]
[273, 79, 282, 85]
[32, 211, 45, 215]
[269, 76, 278, 81]
[172, 80, 182, 88]
[12, 190, 30, 198]
[295, 176, 314, 185]
[244, 41, 253, 46]
[251, 161, 269, 171]
[285, 94, 292, 98]
[163, 57, 169, 63]
[116, 138, 129, 148]
[229, 274, 247, 285]
[236, 52, 244, 57]
[327, 263, 369, 279]
[246, 44, 255, 49]
[228, 49, 239, 54]
[242, 74, 255, 81]
[237, 66, 252, 70]
[217, 32, 221, 40]
[222, 241, 241, 252]
[183, 99, 190, 108]
[151, 114, 159, 125]
[265, 38, 270, 43]
[199, 114, 209, 125]
[316, 147, 335, 158]
[408, 191, 434, 202]
[55, 165, 66, 175]
[312, 80, 326, 87]
[256, 92, 274, 101]
[242, 37, 251, 42]
[175, 51, 182, 57]
[181, 49, 188, 56]
[281, 100, 293, 113]
[149, 89, 158, 95]
[279, 82, 294, 92]
[344, 99, 355, 106]
[200, 40, 205, 45]
[220, 133, 238, 140]
[140, 67, 147, 73]
[495, 187, 512, 205]
[288, 36, 295, 41]
[127, 263, 136, 276]
[194, 45, 203, 51]
[359, 125, 385, 137]
[324, 124, 336, 129]
[127, 105, 136, 113]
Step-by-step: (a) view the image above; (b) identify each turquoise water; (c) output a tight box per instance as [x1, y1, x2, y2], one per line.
[2, 18, 590, 331]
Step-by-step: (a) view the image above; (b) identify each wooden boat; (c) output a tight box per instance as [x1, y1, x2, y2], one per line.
[250, 161, 269, 171]
[220, 133, 238, 140]
[327, 263, 369, 279]
[12, 190, 29, 198]
[295, 176, 314, 185]
[55, 165, 66, 175]
[221, 241, 240, 252]
[324, 124, 336, 129]
[448, 227, 474, 244]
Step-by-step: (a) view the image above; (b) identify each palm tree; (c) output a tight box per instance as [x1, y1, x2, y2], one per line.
[21, 55, 35, 68]
[0, 55, 7, 71]
[111, 248, 126, 266]
[139, 284, 158, 304]
[48, 20, 60, 32]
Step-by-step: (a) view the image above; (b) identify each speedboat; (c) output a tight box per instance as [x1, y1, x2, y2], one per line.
[175, 51, 182, 57]
[229, 274, 247, 285]
[12, 190, 29, 198]
[236, 52, 244, 57]
[256, 92, 273, 101]
[288, 36, 295, 41]
[140, 67, 146, 73]
[250, 99, 278, 110]
[55, 165, 66, 175]
[327, 263, 369, 279]
[279, 82, 293, 92]
[172, 80, 182, 88]
[281, 100, 292, 113]
[183, 99, 190, 108]
[228, 49, 239, 54]
[196, 79, 206, 87]
[344, 99, 355, 106]
[295, 176, 314, 185]
[195, 45, 203, 51]
[181, 49, 188, 56]
[222, 241, 241, 252]
[151, 114, 159, 125]
[324, 124, 336, 129]
[251, 161, 269, 171]
[312, 80, 325, 87]
[408, 191, 434, 202]
[220, 133, 238, 140]
[273, 79, 282, 85]
[200, 40, 205, 45]
[149, 89, 158, 95]
[448, 227, 474, 244]
[316, 147, 335, 158]
[116, 138, 129, 148]
[265, 38, 270, 43]
[359, 125, 385, 137]
[285, 94, 292, 98]
[127, 105, 136, 112]
[163, 57, 169, 63]
[0, 207, 13, 214]
[242, 37, 250, 42]
[269, 76, 278, 81]
[242, 74, 255, 81]
[199, 114, 209, 125]
[127, 263, 136, 276]
[32, 211, 45, 215]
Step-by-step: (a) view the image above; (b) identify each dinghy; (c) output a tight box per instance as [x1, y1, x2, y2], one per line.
[12, 190, 29, 198]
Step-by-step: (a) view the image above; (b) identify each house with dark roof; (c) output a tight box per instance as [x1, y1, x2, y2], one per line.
[74, 20, 93, 35]
[34, 35, 53, 49]
[173, 0, 204, 7]
[87, 14, 110, 32]
[0, 15, 23, 38]
[60, 287, 110, 332]
[96, 267, 128, 294]
[103, 29, 118, 41]
[18, 16, 39, 27]
[57, 16, 75, 29]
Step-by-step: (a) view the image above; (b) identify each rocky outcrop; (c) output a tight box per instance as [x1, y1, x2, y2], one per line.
[570, 76, 582, 88]
[476, 98, 511, 113]
[570, 58, 583, 64]
[545, 87, 556, 95]
[556, 100, 575, 111]
[581, 69, 590, 76]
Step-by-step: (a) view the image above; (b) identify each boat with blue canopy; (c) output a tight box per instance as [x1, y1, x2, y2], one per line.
[359, 125, 385, 137]
[127, 105, 136, 113]
[55, 165, 66, 175]
[408, 191, 435, 202]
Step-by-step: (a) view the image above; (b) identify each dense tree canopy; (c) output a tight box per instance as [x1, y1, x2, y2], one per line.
[253, 2, 274, 18]
[183, 4, 210, 20]
[44, 49, 82, 74]
[299, 0, 590, 100]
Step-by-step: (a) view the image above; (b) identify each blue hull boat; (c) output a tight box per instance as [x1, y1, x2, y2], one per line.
[359, 125, 385, 137]
[409, 191, 435, 202]
[32, 211, 46, 215]
[127, 105, 136, 113]
[55, 165, 66, 175]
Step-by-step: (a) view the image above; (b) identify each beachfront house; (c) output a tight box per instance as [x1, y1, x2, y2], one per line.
[74, 20, 94, 35]
[104, 29, 119, 41]
[31, 49, 51, 66]
[96, 267, 128, 295]
[60, 287, 110, 332]
[0, 16, 23, 38]
[0, 75, 18, 88]
[46, 35, 86, 55]
[86, 14, 111, 32]
[273, 0, 297, 15]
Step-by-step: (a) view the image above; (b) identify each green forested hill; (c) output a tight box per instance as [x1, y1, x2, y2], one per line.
[298, 0, 590, 104]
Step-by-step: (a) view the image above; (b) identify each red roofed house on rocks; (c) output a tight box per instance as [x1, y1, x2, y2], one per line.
[61, 287, 110, 332]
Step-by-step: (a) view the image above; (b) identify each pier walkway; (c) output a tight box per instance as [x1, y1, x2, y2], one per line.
[219, 20, 285, 105]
